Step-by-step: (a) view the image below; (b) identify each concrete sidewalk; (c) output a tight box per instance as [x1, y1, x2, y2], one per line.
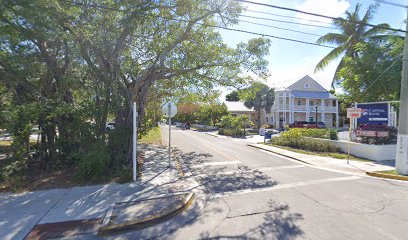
[249, 143, 395, 175]
[0, 145, 204, 240]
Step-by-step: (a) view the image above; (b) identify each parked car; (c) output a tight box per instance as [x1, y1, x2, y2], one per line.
[175, 122, 182, 127]
[106, 122, 116, 130]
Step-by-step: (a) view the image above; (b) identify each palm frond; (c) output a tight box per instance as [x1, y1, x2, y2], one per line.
[314, 46, 345, 73]
[316, 33, 348, 45]
[363, 23, 391, 37]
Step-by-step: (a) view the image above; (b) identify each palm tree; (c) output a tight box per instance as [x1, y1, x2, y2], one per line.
[315, 3, 390, 86]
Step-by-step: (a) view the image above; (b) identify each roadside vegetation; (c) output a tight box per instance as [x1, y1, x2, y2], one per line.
[0, 1, 271, 191]
[271, 128, 339, 153]
[139, 127, 162, 145]
[218, 115, 252, 137]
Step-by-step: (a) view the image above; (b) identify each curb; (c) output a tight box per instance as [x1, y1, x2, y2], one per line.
[366, 171, 408, 181]
[248, 144, 314, 166]
[98, 192, 195, 235]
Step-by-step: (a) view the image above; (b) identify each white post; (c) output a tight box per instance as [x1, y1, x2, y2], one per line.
[168, 103, 171, 168]
[133, 102, 137, 182]
[396, 8, 408, 175]
[335, 99, 339, 128]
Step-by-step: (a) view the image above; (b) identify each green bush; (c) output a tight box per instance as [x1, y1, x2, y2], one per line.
[218, 128, 245, 136]
[78, 143, 110, 180]
[272, 128, 338, 152]
[285, 128, 337, 139]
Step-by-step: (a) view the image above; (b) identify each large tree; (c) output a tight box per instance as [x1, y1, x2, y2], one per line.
[314, 3, 390, 86]
[0, 0, 271, 175]
[240, 82, 274, 129]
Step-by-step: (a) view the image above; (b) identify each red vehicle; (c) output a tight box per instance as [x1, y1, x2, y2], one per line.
[290, 121, 324, 128]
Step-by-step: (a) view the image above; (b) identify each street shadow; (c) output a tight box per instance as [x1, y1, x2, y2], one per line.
[177, 151, 277, 195]
[200, 200, 304, 239]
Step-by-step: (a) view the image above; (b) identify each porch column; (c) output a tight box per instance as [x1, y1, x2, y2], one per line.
[306, 98, 310, 121]
[335, 99, 339, 128]
[321, 99, 325, 124]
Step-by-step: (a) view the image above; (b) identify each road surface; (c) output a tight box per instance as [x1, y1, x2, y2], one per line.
[160, 126, 408, 240]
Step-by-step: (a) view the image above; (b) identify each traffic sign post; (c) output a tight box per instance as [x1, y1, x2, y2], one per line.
[132, 102, 137, 181]
[162, 101, 177, 168]
[346, 108, 362, 163]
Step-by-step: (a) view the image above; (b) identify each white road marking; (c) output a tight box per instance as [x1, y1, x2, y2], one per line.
[190, 165, 306, 178]
[211, 176, 362, 198]
[190, 161, 242, 169]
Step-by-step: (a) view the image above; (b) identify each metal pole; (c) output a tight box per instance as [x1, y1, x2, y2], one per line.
[133, 102, 137, 181]
[168, 103, 171, 168]
[347, 117, 352, 164]
[396, 8, 408, 175]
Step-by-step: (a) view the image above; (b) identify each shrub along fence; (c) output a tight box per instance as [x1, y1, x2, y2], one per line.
[271, 128, 339, 153]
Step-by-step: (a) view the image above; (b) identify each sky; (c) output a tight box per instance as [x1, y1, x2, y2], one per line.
[218, 0, 406, 97]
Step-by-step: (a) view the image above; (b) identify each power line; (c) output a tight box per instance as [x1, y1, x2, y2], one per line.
[62, 0, 336, 49]
[235, 0, 407, 33]
[353, 54, 403, 102]
[375, 0, 408, 8]
[235, 18, 323, 37]
[239, 14, 337, 30]
[245, 9, 334, 25]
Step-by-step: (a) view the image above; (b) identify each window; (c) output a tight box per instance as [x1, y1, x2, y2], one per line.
[310, 101, 314, 106]
[266, 116, 268, 123]
[304, 83, 310, 88]
[271, 117, 273, 123]
[297, 100, 302, 105]
[309, 117, 314, 122]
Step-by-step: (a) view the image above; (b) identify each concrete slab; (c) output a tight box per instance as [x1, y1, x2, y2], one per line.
[0, 189, 68, 240]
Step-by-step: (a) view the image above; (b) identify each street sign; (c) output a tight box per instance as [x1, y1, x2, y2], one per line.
[259, 128, 266, 136]
[162, 101, 177, 118]
[347, 108, 362, 118]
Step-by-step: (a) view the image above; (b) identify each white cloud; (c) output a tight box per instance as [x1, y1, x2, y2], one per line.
[295, 0, 350, 26]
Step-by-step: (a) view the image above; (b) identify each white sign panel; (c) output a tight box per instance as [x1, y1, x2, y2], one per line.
[162, 101, 177, 118]
[259, 128, 266, 136]
[347, 108, 362, 118]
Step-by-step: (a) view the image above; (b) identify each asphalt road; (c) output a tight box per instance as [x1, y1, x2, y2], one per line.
[161, 126, 408, 240]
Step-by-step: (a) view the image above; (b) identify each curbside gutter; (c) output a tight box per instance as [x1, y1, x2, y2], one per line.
[98, 192, 195, 235]
[248, 144, 315, 166]
[366, 172, 408, 181]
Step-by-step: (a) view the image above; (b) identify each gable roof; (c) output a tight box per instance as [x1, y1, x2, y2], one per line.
[287, 75, 328, 92]
[224, 101, 255, 113]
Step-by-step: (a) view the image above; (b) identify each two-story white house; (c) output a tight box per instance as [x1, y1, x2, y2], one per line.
[261, 75, 339, 129]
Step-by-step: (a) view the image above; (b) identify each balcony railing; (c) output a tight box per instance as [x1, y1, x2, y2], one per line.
[272, 105, 337, 112]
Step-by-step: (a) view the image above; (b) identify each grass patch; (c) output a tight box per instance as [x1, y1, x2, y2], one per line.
[377, 170, 399, 175]
[266, 143, 370, 162]
[139, 126, 162, 145]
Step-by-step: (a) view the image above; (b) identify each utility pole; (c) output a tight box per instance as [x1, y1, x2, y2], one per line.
[396, 7, 408, 175]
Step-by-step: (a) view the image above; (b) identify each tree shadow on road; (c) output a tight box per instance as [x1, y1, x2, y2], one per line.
[177, 150, 278, 195]
[202, 200, 304, 240]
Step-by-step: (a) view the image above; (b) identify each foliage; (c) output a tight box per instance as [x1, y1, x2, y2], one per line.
[337, 36, 402, 102]
[196, 103, 228, 126]
[78, 143, 110, 180]
[218, 115, 251, 136]
[225, 91, 240, 101]
[240, 82, 274, 128]
[285, 128, 337, 140]
[0, 0, 271, 183]
[139, 127, 162, 145]
[272, 129, 338, 152]
[261, 124, 273, 129]
[218, 128, 245, 136]
[315, 3, 391, 85]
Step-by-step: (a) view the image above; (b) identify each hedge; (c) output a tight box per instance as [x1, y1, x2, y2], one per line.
[272, 128, 338, 152]
[218, 128, 245, 136]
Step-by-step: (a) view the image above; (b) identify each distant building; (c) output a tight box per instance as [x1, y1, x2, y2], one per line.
[224, 101, 256, 124]
[261, 75, 339, 129]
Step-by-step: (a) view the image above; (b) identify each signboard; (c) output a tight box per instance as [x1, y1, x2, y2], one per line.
[162, 101, 177, 118]
[259, 128, 266, 136]
[357, 103, 388, 125]
[347, 108, 362, 118]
